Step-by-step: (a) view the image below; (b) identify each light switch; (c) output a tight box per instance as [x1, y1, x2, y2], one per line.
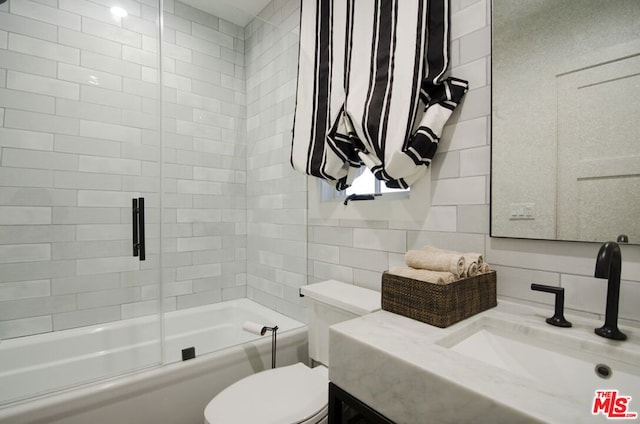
[509, 202, 535, 220]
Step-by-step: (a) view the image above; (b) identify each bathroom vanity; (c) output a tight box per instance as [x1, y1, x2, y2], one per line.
[328, 301, 640, 423]
[328, 382, 393, 424]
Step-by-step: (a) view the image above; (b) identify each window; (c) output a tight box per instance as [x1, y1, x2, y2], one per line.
[311, 167, 428, 221]
[321, 168, 409, 203]
[346, 168, 408, 196]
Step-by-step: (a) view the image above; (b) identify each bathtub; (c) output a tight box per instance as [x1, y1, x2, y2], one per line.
[0, 299, 308, 424]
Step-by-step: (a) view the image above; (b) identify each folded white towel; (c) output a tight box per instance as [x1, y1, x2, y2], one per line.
[388, 267, 456, 285]
[405, 249, 465, 278]
[464, 252, 484, 269]
[420, 246, 485, 278]
[463, 255, 479, 277]
[478, 262, 491, 274]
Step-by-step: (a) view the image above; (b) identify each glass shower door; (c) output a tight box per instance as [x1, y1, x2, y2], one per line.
[0, 0, 162, 404]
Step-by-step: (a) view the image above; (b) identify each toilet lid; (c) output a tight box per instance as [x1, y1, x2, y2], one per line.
[204, 363, 328, 424]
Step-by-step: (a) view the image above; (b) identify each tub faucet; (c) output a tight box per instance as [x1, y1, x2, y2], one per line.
[594, 241, 627, 341]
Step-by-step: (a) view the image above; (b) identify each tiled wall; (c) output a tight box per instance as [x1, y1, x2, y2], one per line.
[160, 0, 247, 313]
[244, 0, 306, 322]
[0, 0, 248, 338]
[304, 0, 640, 325]
[0, 0, 163, 339]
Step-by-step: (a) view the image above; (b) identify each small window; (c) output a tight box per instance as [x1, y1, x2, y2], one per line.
[321, 167, 409, 202]
[310, 166, 430, 221]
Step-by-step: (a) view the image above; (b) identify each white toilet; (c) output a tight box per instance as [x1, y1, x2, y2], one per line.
[203, 280, 381, 424]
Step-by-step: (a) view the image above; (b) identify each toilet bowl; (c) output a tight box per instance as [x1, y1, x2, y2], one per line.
[204, 363, 328, 424]
[203, 280, 380, 424]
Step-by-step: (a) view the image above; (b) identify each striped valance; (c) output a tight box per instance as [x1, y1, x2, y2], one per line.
[291, 0, 468, 190]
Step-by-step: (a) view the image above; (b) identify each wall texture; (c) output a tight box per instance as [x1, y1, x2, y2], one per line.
[0, 0, 248, 338]
[244, 0, 306, 322]
[160, 0, 247, 313]
[0, 0, 163, 338]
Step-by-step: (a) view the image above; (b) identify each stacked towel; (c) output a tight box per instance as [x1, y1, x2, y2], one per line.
[465, 252, 484, 272]
[422, 246, 485, 277]
[478, 262, 491, 274]
[405, 249, 465, 278]
[388, 267, 455, 285]
[389, 246, 491, 284]
[463, 255, 479, 277]
[462, 253, 488, 276]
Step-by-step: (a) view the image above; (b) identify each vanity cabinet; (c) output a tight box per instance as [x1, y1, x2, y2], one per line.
[328, 382, 394, 424]
[329, 307, 640, 423]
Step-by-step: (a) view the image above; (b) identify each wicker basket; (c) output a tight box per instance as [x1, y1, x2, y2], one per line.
[381, 270, 497, 328]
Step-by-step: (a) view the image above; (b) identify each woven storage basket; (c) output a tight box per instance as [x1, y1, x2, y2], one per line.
[381, 270, 497, 328]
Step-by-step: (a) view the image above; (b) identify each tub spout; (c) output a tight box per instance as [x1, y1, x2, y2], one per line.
[594, 241, 626, 341]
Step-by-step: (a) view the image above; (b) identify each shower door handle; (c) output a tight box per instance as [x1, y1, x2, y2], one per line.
[132, 197, 146, 261]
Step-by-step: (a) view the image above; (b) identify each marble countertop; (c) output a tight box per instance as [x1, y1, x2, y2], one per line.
[329, 300, 640, 424]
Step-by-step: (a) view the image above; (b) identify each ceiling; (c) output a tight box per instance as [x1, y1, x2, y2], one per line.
[181, 0, 273, 27]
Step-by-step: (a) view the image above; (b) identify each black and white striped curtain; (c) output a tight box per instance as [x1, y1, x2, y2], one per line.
[291, 0, 469, 190]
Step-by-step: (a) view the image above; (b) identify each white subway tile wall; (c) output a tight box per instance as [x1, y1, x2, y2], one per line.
[0, 0, 162, 338]
[245, 0, 304, 321]
[160, 0, 247, 314]
[0, 0, 249, 338]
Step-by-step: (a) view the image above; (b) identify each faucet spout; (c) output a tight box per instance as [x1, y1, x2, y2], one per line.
[594, 241, 626, 341]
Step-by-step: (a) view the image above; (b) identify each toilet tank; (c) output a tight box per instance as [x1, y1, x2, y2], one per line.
[300, 280, 380, 366]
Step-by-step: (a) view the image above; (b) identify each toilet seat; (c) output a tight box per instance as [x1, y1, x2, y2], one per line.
[204, 363, 328, 424]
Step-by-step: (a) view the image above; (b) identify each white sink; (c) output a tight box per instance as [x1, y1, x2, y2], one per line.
[330, 302, 640, 423]
[437, 315, 640, 404]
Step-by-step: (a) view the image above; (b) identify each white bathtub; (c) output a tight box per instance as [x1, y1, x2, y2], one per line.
[0, 299, 308, 424]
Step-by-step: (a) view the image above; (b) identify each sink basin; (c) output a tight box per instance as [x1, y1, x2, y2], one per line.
[437, 316, 640, 404]
[330, 302, 640, 423]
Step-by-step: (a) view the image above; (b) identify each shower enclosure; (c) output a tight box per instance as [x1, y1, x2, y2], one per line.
[0, 0, 304, 406]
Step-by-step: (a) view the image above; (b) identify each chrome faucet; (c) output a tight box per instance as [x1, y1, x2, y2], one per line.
[594, 241, 627, 341]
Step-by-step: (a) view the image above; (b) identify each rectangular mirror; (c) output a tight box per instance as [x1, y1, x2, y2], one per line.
[491, 0, 640, 244]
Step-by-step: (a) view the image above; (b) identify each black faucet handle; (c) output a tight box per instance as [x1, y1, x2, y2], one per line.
[531, 284, 572, 328]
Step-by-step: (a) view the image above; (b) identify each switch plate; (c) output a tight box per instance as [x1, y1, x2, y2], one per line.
[509, 202, 536, 220]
